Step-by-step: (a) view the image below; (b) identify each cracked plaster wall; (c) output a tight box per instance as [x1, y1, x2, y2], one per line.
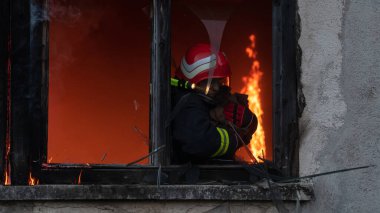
[299, 0, 380, 212]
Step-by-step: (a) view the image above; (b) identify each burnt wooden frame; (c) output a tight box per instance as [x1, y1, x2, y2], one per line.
[272, 0, 301, 177]
[150, 0, 172, 166]
[10, 0, 41, 184]
[0, 0, 11, 185]
[4, 0, 300, 185]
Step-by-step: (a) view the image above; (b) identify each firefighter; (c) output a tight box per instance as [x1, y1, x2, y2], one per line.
[171, 43, 258, 164]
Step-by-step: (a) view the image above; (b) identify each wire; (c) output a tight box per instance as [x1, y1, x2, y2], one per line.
[227, 122, 258, 163]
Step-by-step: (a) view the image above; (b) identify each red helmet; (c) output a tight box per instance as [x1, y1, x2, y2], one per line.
[176, 43, 231, 85]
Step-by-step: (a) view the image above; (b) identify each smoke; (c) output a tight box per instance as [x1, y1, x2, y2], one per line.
[30, 2, 48, 27]
[30, 0, 82, 25]
[48, 1, 108, 99]
[29, 1, 84, 98]
[48, 0, 82, 25]
[181, 0, 243, 93]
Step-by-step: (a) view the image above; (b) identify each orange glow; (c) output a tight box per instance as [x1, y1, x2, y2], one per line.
[48, 157, 53, 163]
[4, 141, 11, 185]
[4, 166, 10, 186]
[4, 41, 11, 185]
[240, 34, 266, 162]
[48, 1, 150, 164]
[77, 170, 83, 185]
[28, 172, 39, 186]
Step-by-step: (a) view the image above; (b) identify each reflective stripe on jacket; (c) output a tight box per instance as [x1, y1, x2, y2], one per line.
[171, 87, 238, 163]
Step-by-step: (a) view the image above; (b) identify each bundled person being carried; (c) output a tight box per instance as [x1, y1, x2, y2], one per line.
[171, 43, 258, 164]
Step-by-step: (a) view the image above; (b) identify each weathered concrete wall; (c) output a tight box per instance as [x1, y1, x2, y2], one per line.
[0, 201, 292, 213]
[298, 0, 380, 212]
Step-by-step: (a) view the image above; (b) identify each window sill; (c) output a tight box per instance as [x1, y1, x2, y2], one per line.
[0, 182, 313, 201]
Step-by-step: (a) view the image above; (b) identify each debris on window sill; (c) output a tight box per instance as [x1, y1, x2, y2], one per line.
[0, 182, 313, 201]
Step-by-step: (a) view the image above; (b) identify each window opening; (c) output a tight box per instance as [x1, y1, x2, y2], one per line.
[171, 0, 272, 163]
[2, 0, 299, 186]
[48, 0, 151, 164]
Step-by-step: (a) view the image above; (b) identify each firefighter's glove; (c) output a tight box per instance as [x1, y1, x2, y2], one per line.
[223, 101, 254, 129]
[224, 102, 245, 127]
[225, 103, 258, 145]
[224, 93, 258, 145]
[231, 93, 249, 107]
[235, 112, 258, 146]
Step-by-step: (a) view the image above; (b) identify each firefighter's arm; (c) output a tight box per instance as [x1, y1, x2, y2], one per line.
[223, 93, 258, 145]
[209, 93, 258, 146]
[210, 126, 239, 158]
[172, 95, 239, 159]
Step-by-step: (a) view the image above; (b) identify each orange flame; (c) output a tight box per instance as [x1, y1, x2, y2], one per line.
[4, 166, 10, 186]
[77, 169, 83, 185]
[4, 40, 12, 185]
[28, 172, 39, 186]
[4, 142, 11, 185]
[240, 34, 266, 162]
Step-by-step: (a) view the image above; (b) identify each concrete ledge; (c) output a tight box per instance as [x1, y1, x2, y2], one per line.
[0, 183, 313, 201]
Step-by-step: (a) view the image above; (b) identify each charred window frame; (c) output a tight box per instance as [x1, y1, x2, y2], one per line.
[272, 0, 302, 177]
[0, 0, 10, 185]
[0, 0, 301, 186]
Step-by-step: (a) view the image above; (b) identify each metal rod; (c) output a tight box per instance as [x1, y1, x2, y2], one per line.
[228, 122, 258, 163]
[43, 145, 166, 169]
[278, 165, 375, 183]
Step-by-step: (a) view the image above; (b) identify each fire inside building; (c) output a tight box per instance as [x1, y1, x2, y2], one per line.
[3, 0, 297, 188]
[48, 0, 272, 165]
[1, 0, 379, 212]
[1, 0, 293, 186]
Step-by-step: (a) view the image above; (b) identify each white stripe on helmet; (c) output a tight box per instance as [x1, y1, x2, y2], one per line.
[180, 54, 217, 79]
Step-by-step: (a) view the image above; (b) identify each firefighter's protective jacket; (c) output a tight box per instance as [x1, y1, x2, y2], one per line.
[171, 87, 239, 163]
